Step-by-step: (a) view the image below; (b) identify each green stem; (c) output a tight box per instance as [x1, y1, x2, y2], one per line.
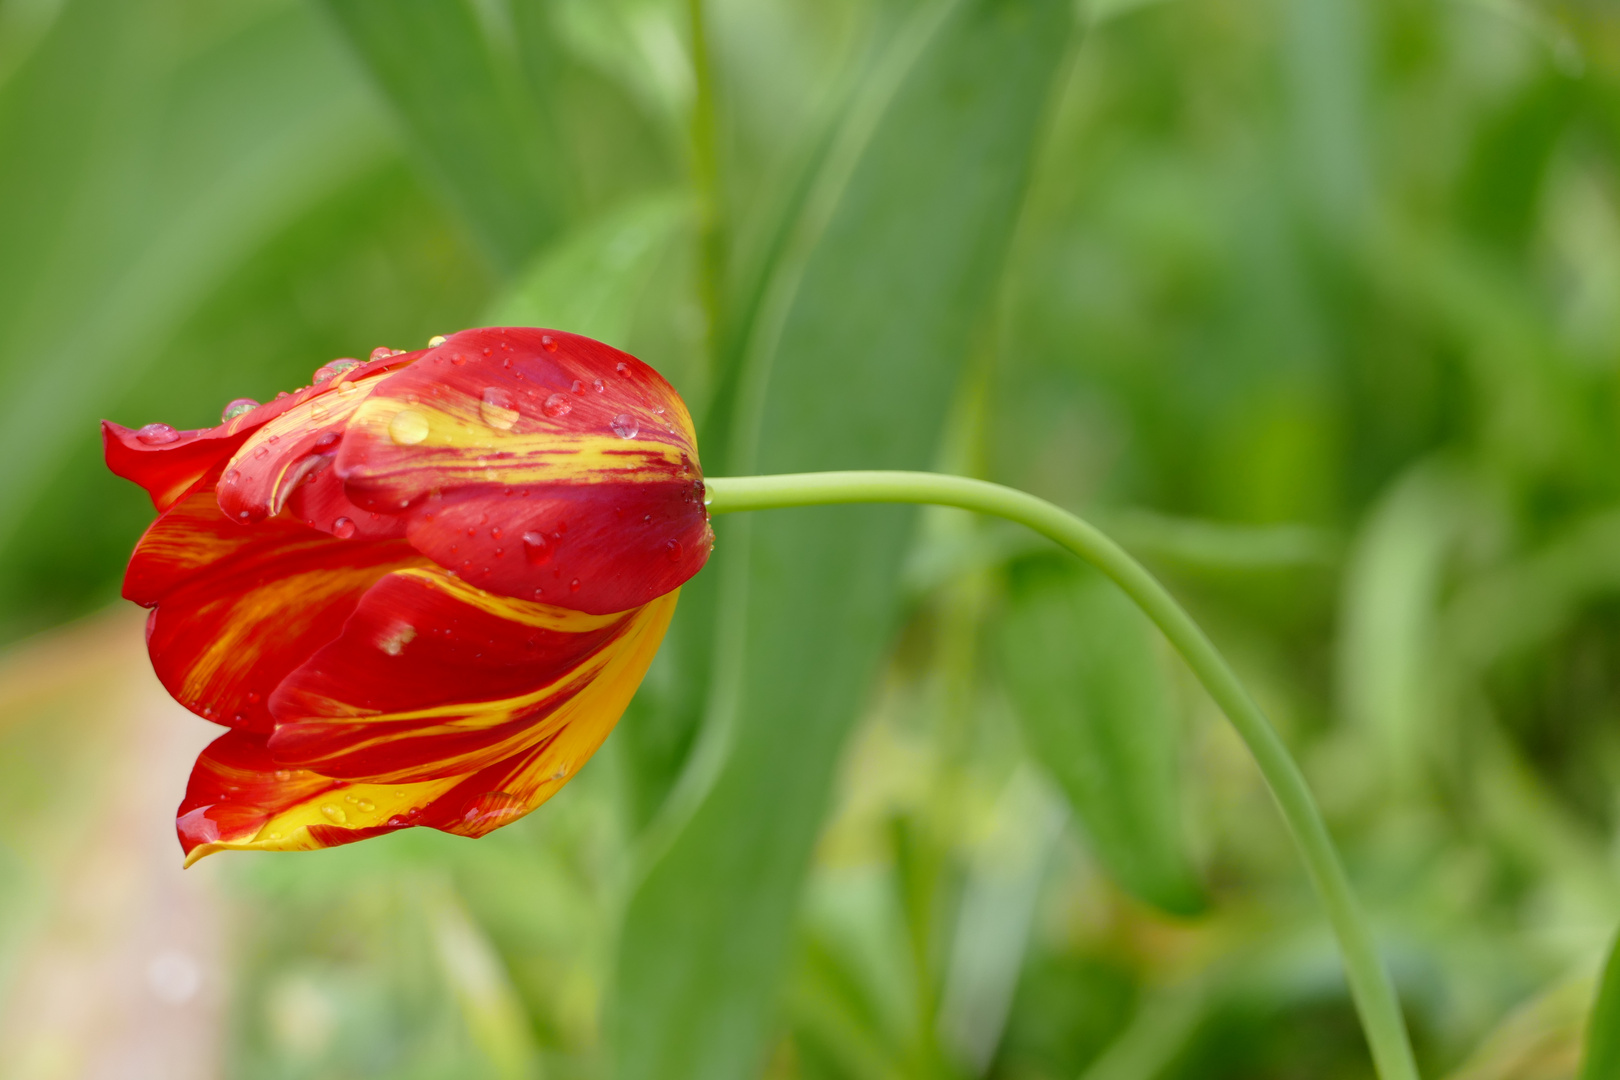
[704, 470, 1421, 1080]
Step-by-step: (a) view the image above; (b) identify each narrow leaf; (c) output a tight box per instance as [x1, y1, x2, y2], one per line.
[999, 559, 1204, 916]
[1581, 928, 1620, 1080]
[608, 2, 1075, 1078]
[318, 0, 566, 273]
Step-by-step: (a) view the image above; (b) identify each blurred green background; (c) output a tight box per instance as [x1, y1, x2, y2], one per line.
[1, 0, 1619, 1076]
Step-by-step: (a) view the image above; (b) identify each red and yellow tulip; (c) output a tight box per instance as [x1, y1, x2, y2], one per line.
[104, 328, 710, 865]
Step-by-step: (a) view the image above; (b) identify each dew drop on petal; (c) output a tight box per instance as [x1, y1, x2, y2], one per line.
[480, 387, 519, 430]
[666, 539, 684, 562]
[377, 622, 417, 656]
[273, 769, 293, 781]
[356, 798, 375, 812]
[253, 445, 269, 459]
[320, 804, 347, 824]
[332, 516, 356, 539]
[571, 379, 584, 395]
[541, 335, 557, 352]
[611, 413, 639, 439]
[389, 409, 430, 445]
[369, 346, 395, 361]
[593, 378, 604, 393]
[615, 362, 629, 375]
[135, 423, 180, 446]
[522, 531, 552, 566]
[570, 578, 581, 592]
[221, 398, 258, 422]
[542, 393, 571, 418]
[428, 334, 447, 347]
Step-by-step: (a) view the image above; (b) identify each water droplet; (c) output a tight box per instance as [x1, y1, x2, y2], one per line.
[273, 769, 293, 781]
[389, 409, 430, 445]
[542, 393, 571, 418]
[570, 578, 581, 592]
[135, 423, 180, 446]
[490, 526, 502, 539]
[568, 380, 582, 395]
[377, 622, 417, 656]
[541, 335, 557, 352]
[369, 346, 395, 361]
[592, 378, 605, 393]
[480, 387, 519, 430]
[428, 334, 447, 347]
[238, 511, 251, 520]
[333, 517, 356, 539]
[666, 539, 684, 562]
[611, 414, 639, 439]
[313, 359, 359, 384]
[522, 531, 552, 565]
[356, 798, 375, 812]
[253, 445, 269, 459]
[615, 362, 629, 375]
[223, 469, 240, 485]
[337, 380, 356, 392]
[221, 398, 258, 422]
[320, 804, 347, 824]
[313, 431, 339, 449]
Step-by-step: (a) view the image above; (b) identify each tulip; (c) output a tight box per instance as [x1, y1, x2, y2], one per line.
[105, 328, 711, 865]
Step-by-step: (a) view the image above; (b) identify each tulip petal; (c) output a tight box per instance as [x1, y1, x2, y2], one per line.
[268, 566, 677, 783]
[178, 729, 460, 866]
[180, 577, 672, 864]
[333, 327, 711, 613]
[103, 347, 422, 513]
[127, 479, 427, 730]
[217, 369, 405, 540]
[103, 420, 252, 513]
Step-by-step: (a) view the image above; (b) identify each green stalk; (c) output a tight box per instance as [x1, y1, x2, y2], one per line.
[704, 470, 1421, 1080]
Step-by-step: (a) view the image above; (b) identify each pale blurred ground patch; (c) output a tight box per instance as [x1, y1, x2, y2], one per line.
[0, 607, 224, 1080]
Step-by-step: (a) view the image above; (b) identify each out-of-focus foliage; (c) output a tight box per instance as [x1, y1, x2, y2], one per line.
[4, 0, 1620, 1077]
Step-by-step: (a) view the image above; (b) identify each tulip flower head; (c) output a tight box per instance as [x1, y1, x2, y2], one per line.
[105, 328, 710, 864]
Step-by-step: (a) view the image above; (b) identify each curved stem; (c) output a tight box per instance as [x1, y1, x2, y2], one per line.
[704, 471, 1421, 1080]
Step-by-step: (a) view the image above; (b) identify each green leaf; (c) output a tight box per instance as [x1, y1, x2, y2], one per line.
[317, 0, 567, 274]
[484, 192, 693, 352]
[1583, 930, 1620, 1080]
[0, 0, 392, 577]
[998, 559, 1204, 916]
[607, 1, 1074, 1077]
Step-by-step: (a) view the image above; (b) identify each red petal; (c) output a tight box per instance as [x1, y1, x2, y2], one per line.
[179, 580, 676, 864]
[104, 348, 422, 513]
[216, 369, 404, 540]
[127, 480, 427, 730]
[332, 327, 711, 614]
[177, 729, 422, 865]
[267, 566, 678, 783]
[103, 420, 251, 513]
